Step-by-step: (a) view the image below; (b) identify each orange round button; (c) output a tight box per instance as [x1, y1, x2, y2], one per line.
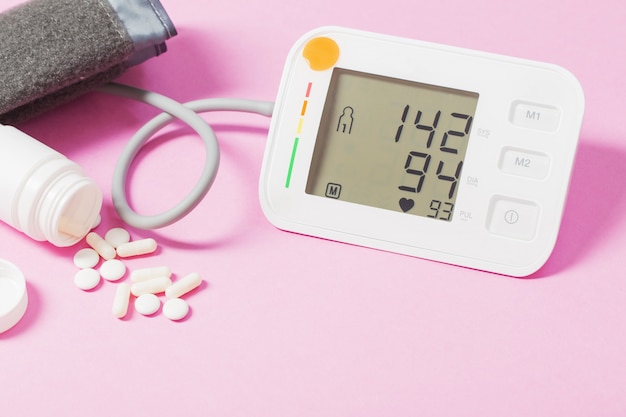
[302, 37, 340, 71]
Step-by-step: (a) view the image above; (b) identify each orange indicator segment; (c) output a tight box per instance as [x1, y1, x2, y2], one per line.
[301, 100, 308, 116]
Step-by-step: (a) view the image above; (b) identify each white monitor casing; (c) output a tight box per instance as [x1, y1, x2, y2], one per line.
[259, 27, 585, 277]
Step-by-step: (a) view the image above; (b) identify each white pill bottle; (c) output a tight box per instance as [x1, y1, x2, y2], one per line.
[0, 124, 102, 246]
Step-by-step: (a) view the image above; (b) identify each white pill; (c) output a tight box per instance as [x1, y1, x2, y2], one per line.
[166, 272, 202, 299]
[163, 298, 189, 321]
[131, 276, 172, 297]
[74, 268, 101, 291]
[86, 232, 116, 261]
[73, 248, 100, 269]
[59, 216, 89, 238]
[130, 266, 172, 283]
[116, 238, 157, 258]
[104, 227, 131, 248]
[112, 283, 131, 318]
[134, 294, 161, 316]
[99, 259, 127, 282]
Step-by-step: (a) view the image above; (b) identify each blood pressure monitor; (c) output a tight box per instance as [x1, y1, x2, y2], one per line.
[259, 27, 585, 277]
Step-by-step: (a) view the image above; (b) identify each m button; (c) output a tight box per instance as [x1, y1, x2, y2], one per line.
[500, 148, 551, 180]
[510, 101, 561, 132]
[325, 183, 342, 199]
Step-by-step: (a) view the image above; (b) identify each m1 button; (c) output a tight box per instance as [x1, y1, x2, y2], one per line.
[510, 101, 561, 132]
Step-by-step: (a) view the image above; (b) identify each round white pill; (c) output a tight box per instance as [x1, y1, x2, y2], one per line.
[104, 228, 131, 248]
[100, 259, 127, 282]
[163, 298, 189, 321]
[134, 294, 161, 316]
[73, 248, 100, 269]
[74, 268, 101, 291]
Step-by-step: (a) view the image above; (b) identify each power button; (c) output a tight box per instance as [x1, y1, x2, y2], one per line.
[487, 197, 540, 241]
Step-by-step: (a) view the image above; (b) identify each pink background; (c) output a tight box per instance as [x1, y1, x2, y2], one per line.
[2, 0, 626, 415]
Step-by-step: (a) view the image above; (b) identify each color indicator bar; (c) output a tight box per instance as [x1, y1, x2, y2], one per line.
[285, 82, 313, 188]
[285, 137, 299, 188]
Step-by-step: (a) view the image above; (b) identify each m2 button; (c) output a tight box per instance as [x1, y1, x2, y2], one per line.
[500, 148, 550, 180]
[510, 101, 561, 132]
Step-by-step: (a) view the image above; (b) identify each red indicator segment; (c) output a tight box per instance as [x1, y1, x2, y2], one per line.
[305, 82, 313, 98]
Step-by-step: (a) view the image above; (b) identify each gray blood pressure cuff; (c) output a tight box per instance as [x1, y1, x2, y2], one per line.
[0, 0, 177, 124]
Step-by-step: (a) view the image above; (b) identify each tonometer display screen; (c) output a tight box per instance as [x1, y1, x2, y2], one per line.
[305, 69, 479, 221]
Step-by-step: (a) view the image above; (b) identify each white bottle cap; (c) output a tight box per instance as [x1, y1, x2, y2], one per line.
[0, 260, 28, 334]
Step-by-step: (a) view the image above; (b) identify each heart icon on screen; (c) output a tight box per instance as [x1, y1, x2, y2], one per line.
[399, 198, 414, 213]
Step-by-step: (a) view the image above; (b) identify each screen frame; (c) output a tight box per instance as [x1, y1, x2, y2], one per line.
[305, 68, 480, 221]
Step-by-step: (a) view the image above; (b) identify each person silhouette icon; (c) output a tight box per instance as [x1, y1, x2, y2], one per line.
[336, 106, 354, 134]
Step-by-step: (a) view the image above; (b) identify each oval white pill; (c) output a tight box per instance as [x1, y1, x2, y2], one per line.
[73, 248, 100, 269]
[130, 266, 172, 283]
[166, 272, 202, 299]
[131, 276, 172, 297]
[74, 268, 101, 291]
[59, 216, 89, 238]
[163, 298, 189, 321]
[100, 259, 127, 282]
[86, 232, 116, 261]
[112, 283, 131, 318]
[104, 227, 131, 248]
[134, 294, 161, 316]
[116, 238, 157, 258]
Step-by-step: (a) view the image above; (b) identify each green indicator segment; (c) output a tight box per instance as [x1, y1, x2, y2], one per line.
[285, 137, 299, 188]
